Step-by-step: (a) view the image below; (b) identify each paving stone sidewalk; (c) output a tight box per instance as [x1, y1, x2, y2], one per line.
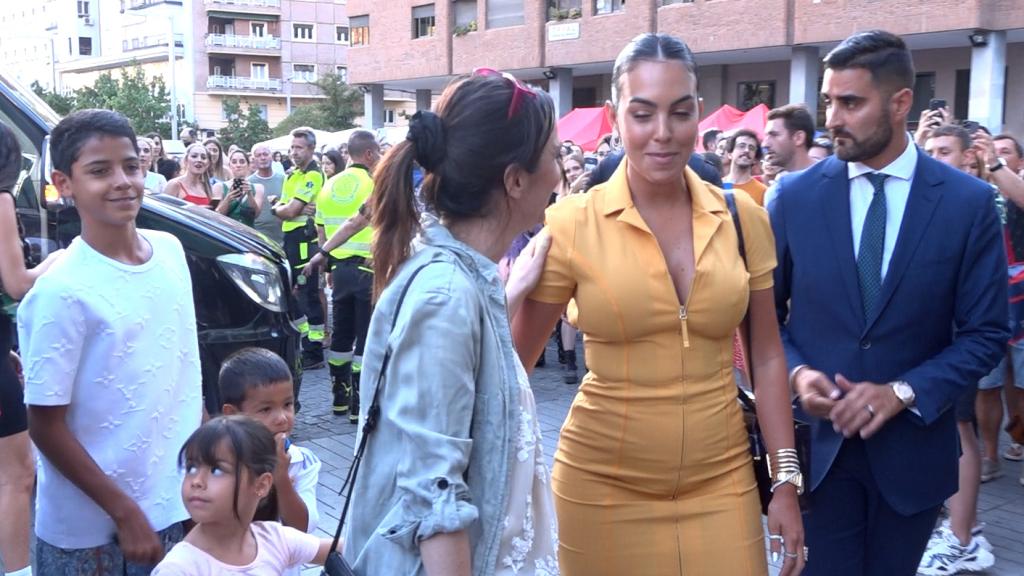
[293, 343, 1024, 576]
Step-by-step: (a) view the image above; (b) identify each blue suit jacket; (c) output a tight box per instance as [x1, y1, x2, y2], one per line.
[770, 152, 1009, 516]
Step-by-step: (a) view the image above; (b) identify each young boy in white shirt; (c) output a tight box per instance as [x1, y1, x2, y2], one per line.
[18, 109, 202, 574]
[218, 347, 322, 576]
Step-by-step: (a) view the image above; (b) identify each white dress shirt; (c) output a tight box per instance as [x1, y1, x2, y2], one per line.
[848, 134, 918, 281]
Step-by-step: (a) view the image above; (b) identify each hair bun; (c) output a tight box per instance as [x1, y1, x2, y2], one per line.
[406, 111, 446, 172]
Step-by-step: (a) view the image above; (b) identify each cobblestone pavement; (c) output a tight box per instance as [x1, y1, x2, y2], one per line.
[293, 342, 1024, 576]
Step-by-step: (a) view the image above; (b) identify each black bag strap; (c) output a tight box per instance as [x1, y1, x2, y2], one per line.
[724, 191, 758, 414]
[328, 260, 436, 555]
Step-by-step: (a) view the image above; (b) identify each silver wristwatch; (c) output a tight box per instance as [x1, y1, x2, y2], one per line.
[890, 380, 916, 407]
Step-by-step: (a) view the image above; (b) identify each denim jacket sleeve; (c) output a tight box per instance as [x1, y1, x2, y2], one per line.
[378, 263, 483, 547]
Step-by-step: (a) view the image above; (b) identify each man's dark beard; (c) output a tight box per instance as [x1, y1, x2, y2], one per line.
[833, 111, 893, 163]
[770, 147, 794, 170]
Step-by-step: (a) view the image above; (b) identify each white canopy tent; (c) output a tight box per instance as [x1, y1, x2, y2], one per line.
[254, 129, 345, 153]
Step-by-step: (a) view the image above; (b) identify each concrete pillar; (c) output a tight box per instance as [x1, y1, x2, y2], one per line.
[789, 46, 820, 122]
[363, 84, 385, 129]
[969, 30, 1006, 133]
[549, 67, 573, 118]
[698, 65, 726, 112]
[416, 88, 432, 112]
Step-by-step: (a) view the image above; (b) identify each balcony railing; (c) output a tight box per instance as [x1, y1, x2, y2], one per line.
[205, 0, 281, 8]
[206, 34, 281, 50]
[206, 75, 282, 91]
[122, 33, 185, 53]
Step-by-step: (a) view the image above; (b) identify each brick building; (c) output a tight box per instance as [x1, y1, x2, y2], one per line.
[346, 0, 1024, 137]
[191, 0, 350, 131]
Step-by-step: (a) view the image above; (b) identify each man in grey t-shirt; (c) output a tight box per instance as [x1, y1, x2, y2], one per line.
[249, 143, 285, 246]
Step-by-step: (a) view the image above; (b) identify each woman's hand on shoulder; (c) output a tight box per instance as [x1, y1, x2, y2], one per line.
[505, 230, 552, 317]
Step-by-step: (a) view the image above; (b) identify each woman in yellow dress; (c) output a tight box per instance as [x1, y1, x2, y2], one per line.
[512, 34, 804, 575]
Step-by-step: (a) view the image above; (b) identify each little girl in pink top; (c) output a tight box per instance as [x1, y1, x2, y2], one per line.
[153, 416, 334, 575]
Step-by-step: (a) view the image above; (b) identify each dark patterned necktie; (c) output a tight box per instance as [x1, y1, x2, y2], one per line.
[857, 172, 889, 318]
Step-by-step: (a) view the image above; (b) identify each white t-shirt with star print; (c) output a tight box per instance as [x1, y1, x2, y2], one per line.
[19, 229, 202, 549]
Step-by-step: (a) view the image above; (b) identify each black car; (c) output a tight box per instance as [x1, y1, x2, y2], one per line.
[2, 73, 303, 413]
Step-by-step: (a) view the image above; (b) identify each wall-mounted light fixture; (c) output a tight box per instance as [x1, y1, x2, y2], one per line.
[968, 30, 989, 47]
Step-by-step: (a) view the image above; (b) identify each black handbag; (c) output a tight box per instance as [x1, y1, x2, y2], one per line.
[321, 261, 436, 576]
[724, 191, 812, 515]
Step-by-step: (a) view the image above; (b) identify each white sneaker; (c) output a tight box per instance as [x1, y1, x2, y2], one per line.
[929, 522, 992, 553]
[1003, 442, 1024, 461]
[918, 527, 995, 575]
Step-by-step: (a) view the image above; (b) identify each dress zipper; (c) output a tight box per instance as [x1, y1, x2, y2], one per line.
[679, 306, 690, 349]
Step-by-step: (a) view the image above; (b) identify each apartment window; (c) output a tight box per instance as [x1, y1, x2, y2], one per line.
[335, 25, 349, 44]
[908, 73, 936, 125]
[454, 0, 477, 28]
[257, 104, 269, 121]
[547, 0, 580, 20]
[77, 0, 90, 16]
[384, 109, 396, 125]
[487, 0, 524, 28]
[737, 80, 775, 111]
[251, 62, 268, 79]
[350, 15, 369, 46]
[251, 22, 266, 37]
[659, 0, 694, 5]
[594, 0, 623, 14]
[293, 63, 316, 83]
[78, 36, 92, 56]
[412, 4, 435, 39]
[292, 23, 315, 41]
[335, 65, 348, 83]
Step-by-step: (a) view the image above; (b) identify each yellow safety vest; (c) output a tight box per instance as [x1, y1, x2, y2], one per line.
[315, 164, 374, 260]
[279, 160, 324, 232]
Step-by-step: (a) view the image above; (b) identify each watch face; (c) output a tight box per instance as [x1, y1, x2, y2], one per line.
[895, 382, 914, 402]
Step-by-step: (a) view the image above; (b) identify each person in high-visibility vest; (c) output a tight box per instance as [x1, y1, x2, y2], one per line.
[315, 130, 381, 421]
[271, 128, 325, 369]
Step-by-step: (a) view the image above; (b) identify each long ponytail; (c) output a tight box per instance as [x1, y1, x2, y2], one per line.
[370, 140, 418, 299]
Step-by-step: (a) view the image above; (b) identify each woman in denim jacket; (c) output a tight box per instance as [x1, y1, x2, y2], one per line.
[344, 71, 564, 575]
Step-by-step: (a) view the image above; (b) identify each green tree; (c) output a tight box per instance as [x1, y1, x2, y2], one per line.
[30, 81, 76, 116]
[218, 97, 272, 151]
[272, 73, 363, 136]
[72, 64, 171, 135]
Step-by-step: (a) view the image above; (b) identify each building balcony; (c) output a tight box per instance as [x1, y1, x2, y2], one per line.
[205, 34, 281, 55]
[124, 0, 174, 9]
[206, 75, 281, 92]
[204, 0, 281, 16]
[122, 33, 185, 53]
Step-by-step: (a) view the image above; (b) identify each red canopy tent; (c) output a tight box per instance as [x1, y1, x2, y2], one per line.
[697, 104, 770, 151]
[557, 107, 613, 152]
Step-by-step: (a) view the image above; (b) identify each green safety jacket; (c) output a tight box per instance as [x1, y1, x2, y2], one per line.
[315, 164, 374, 260]
[279, 160, 324, 233]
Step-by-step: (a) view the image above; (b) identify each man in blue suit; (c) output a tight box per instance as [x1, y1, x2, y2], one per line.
[770, 30, 1009, 575]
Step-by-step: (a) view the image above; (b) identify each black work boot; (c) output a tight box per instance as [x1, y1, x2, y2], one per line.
[331, 364, 351, 416]
[349, 371, 361, 424]
[564, 350, 578, 385]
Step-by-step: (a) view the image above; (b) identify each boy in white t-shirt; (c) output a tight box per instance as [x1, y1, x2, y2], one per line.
[17, 109, 202, 575]
[218, 348, 322, 575]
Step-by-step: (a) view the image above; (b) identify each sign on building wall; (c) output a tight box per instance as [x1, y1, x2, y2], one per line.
[547, 22, 580, 42]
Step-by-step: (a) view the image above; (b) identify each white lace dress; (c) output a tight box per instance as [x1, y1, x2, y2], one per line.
[494, 359, 560, 575]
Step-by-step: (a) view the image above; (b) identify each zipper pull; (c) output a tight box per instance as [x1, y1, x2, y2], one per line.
[679, 306, 690, 348]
